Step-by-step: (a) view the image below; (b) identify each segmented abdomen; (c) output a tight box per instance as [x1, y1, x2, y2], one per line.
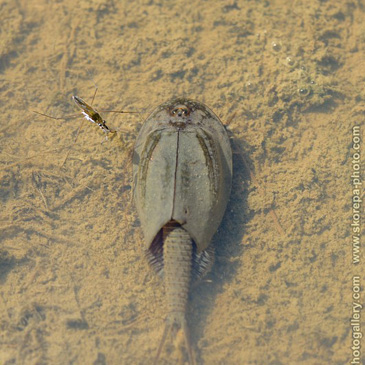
[163, 222, 193, 315]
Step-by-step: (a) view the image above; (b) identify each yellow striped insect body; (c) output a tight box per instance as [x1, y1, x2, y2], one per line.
[72, 95, 115, 136]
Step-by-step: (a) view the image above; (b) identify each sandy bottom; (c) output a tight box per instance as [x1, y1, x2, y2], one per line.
[0, 0, 363, 364]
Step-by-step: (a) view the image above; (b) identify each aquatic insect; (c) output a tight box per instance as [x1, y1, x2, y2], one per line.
[72, 95, 115, 135]
[133, 98, 232, 363]
[33, 93, 115, 135]
[34, 93, 138, 166]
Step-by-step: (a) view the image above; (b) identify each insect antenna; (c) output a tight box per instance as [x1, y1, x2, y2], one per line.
[33, 110, 80, 120]
[34, 87, 140, 167]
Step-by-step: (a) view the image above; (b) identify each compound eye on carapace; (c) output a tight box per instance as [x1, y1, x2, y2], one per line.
[170, 105, 191, 117]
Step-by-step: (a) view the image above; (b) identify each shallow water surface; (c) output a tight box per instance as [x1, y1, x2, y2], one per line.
[0, 0, 363, 364]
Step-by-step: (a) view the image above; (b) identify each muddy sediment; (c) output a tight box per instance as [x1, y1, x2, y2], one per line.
[0, 1, 363, 364]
